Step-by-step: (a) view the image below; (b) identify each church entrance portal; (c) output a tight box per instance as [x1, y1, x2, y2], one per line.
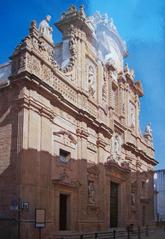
[110, 182, 119, 228]
[59, 194, 70, 231]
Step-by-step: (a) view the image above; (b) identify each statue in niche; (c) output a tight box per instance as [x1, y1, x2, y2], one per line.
[114, 135, 120, 156]
[39, 15, 53, 43]
[88, 181, 95, 204]
[131, 182, 137, 206]
[88, 65, 95, 97]
[102, 75, 107, 101]
[131, 192, 136, 206]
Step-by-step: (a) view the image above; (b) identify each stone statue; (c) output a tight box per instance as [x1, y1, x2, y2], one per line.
[130, 106, 135, 128]
[39, 15, 53, 43]
[131, 182, 137, 206]
[102, 75, 107, 101]
[144, 123, 152, 137]
[114, 135, 120, 155]
[88, 65, 95, 97]
[88, 181, 95, 204]
[130, 69, 135, 79]
[131, 192, 136, 206]
[102, 13, 109, 25]
[124, 63, 129, 73]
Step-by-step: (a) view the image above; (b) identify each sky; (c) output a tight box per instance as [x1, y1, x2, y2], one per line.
[0, 0, 165, 169]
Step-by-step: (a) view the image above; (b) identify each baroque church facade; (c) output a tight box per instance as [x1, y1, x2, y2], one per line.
[0, 6, 157, 239]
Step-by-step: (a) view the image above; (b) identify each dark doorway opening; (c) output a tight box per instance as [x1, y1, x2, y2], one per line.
[142, 205, 146, 226]
[59, 194, 69, 231]
[110, 182, 119, 227]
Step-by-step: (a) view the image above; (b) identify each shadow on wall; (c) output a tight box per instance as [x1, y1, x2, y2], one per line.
[0, 85, 20, 239]
[0, 87, 155, 238]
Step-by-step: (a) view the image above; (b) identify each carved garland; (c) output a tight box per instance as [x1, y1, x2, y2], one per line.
[61, 26, 78, 73]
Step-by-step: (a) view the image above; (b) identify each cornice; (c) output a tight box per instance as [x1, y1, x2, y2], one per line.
[123, 142, 157, 166]
[15, 95, 55, 121]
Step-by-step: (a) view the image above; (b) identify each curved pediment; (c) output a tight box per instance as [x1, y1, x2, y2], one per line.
[88, 12, 128, 71]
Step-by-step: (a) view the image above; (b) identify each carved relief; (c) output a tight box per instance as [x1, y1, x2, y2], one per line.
[53, 130, 77, 146]
[31, 57, 41, 77]
[38, 38, 56, 65]
[52, 77, 77, 105]
[87, 163, 99, 177]
[42, 64, 53, 83]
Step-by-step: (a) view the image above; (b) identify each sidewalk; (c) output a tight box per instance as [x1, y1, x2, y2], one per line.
[141, 229, 165, 239]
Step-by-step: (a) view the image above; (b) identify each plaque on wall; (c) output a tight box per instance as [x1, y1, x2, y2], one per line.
[35, 209, 46, 228]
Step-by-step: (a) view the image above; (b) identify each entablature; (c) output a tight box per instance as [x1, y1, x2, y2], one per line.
[123, 142, 157, 166]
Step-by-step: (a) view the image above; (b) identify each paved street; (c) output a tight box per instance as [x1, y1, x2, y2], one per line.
[141, 228, 165, 239]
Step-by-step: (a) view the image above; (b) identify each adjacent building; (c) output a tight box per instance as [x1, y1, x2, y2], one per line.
[154, 170, 165, 223]
[0, 6, 157, 239]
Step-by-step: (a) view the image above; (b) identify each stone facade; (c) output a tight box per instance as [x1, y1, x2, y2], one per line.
[0, 6, 157, 239]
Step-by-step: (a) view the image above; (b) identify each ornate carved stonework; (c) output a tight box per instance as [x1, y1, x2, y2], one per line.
[53, 130, 77, 146]
[62, 26, 78, 73]
[88, 65, 96, 97]
[87, 163, 100, 177]
[86, 59, 97, 98]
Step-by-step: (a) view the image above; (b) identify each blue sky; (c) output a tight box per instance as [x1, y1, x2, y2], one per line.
[1, 0, 165, 169]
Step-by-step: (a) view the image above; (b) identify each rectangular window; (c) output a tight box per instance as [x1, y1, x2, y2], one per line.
[59, 149, 70, 163]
